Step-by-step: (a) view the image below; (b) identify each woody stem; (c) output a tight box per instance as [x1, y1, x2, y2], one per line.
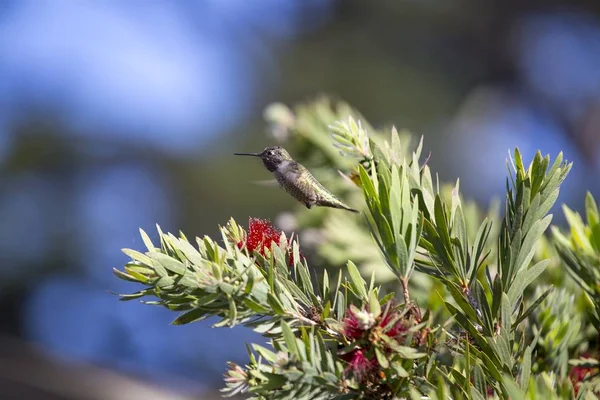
[400, 277, 410, 306]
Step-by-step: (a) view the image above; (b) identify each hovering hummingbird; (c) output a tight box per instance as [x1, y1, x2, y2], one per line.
[235, 146, 359, 213]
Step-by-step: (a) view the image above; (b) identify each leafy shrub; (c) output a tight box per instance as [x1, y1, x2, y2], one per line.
[115, 98, 600, 399]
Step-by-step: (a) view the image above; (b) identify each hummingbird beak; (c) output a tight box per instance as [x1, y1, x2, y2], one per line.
[234, 152, 262, 157]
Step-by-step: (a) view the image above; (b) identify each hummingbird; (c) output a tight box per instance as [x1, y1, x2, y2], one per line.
[235, 146, 359, 213]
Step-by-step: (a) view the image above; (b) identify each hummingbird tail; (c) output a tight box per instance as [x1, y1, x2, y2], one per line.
[318, 199, 360, 213]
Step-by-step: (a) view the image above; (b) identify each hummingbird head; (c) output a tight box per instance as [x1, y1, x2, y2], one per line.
[234, 146, 293, 172]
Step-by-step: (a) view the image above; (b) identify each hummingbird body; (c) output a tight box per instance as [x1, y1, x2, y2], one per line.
[235, 146, 359, 213]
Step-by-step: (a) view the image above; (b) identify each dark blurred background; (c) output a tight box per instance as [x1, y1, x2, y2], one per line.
[0, 1, 599, 398]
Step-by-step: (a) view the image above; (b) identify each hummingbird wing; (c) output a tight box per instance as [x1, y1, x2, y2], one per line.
[303, 166, 359, 212]
[249, 179, 279, 187]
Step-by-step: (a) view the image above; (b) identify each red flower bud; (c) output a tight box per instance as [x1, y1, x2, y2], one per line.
[344, 349, 375, 380]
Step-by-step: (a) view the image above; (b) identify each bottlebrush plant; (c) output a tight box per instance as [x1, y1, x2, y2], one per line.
[114, 98, 600, 399]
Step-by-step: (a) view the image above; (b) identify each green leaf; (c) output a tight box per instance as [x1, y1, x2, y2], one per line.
[346, 260, 367, 299]
[195, 292, 220, 306]
[471, 388, 486, 400]
[512, 215, 552, 280]
[229, 299, 238, 326]
[376, 214, 399, 269]
[378, 162, 393, 219]
[140, 228, 156, 251]
[121, 248, 153, 266]
[420, 165, 436, 218]
[544, 151, 564, 187]
[113, 268, 141, 283]
[503, 375, 525, 400]
[586, 191, 599, 226]
[512, 286, 553, 329]
[507, 259, 550, 308]
[451, 308, 499, 364]
[521, 194, 541, 238]
[434, 370, 449, 400]
[253, 344, 279, 363]
[491, 274, 503, 318]
[453, 195, 469, 274]
[359, 164, 380, 212]
[472, 364, 487, 398]
[147, 252, 186, 275]
[118, 291, 149, 301]
[501, 293, 512, 330]
[569, 357, 600, 368]
[394, 345, 426, 359]
[281, 321, 299, 356]
[267, 293, 286, 315]
[395, 231, 409, 278]
[375, 347, 389, 368]
[177, 238, 205, 267]
[465, 339, 471, 393]
[296, 260, 314, 296]
[535, 188, 559, 223]
[389, 166, 403, 236]
[393, 363, 409, 378]
[172, 308, 206, 325]
[243, 298, 270, 314]
[447, 282, 482, 324]
[255, 373, 287, 390]
[474, 280, 494, 336]
[219, 281, 236, 295]
[336, 291, 345, 321]
[450, 369, 469, 394]
[434, 196, 453, 254]
[494, 335, 512, 369]
[564, 206, 593, 253]
[322, 269, 330, 299]
[155, 275, 175, 287]
[477, 348, 504, 383]
[469, 219, 492, 282]
[369, 290, 381, 318]
[520, 345, 532, 391]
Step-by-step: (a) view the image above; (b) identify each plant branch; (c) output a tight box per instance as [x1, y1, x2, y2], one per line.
[401, 277, 410, 305]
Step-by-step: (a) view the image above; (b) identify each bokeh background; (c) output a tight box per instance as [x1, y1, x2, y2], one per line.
[1, 1, 599, 398]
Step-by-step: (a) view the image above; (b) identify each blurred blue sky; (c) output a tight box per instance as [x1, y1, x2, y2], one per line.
[0, 0, 333, 154]
[516, 12, 600, 121]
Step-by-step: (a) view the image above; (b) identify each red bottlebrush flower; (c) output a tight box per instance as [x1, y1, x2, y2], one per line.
[570, 354, 600, 396]
[342, 305, 375, 339]
[238, 218, 282, 256]
[570, 365, 589, 385]
[343, 302, 414, 340]
[342, 307, 364, 339]
[345, 349, 375, 380]
[237, 217, 302, 266]
[379, 310, 407, 339]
